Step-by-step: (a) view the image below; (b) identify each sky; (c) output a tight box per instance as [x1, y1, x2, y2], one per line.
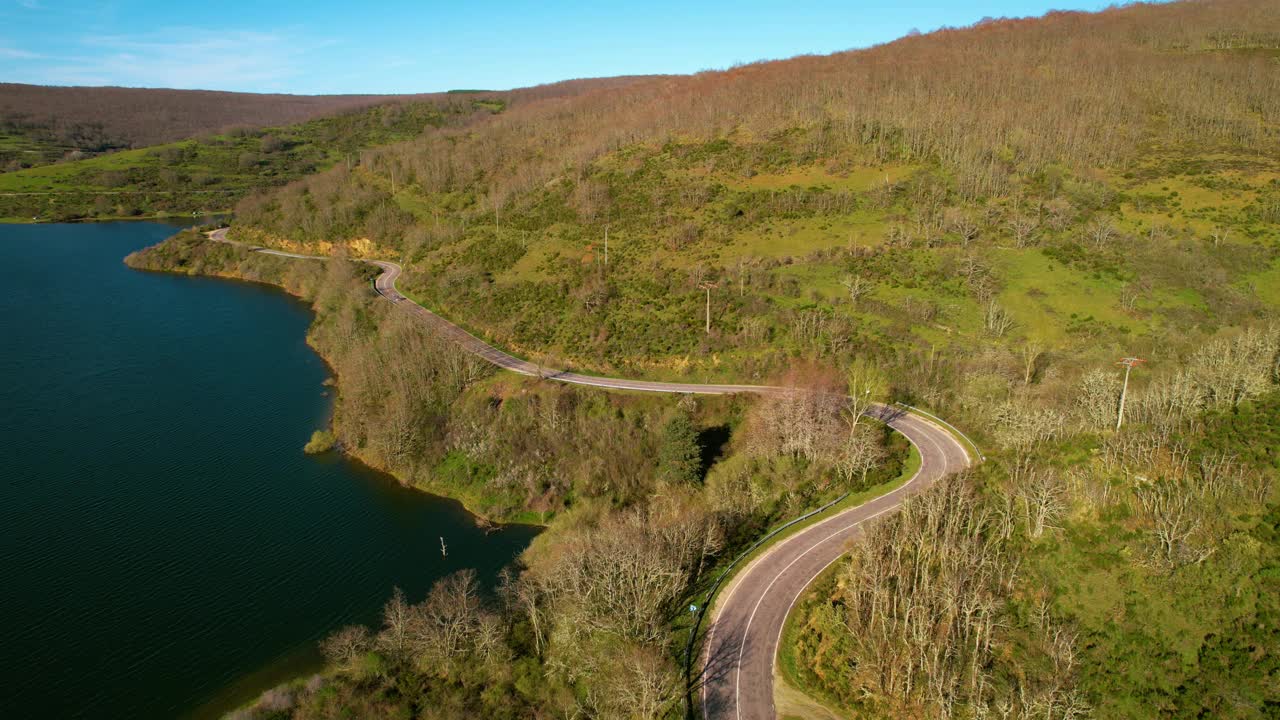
[1, 0, 1122, 95]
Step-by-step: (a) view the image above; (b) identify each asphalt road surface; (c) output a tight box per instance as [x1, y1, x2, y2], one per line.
[700, 404, 971, 719]
[206, 228, 973, 719]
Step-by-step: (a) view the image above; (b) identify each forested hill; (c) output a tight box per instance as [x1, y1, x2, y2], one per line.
[3, 83, 424, 143]
[233, 0, 1279, 385]
[127, 1, 1280, 717]
[0, 76, 657, 170]
[0, 76, 660, 221]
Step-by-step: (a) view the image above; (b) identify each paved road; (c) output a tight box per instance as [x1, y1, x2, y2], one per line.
[206, 227, 972, 719]
[700, 404, 971, 720]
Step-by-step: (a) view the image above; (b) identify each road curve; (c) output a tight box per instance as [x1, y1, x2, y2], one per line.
[205, 227, 973, 719]
[700, 405, 970, 720]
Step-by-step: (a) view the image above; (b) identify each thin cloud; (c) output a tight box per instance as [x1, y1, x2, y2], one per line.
[0, 46, 42, 59]
[12, 29, 333, 91]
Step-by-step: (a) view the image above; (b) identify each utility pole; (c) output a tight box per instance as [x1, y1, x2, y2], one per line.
[604, 225, 609, 267]
[699, 281, 718, 334]
[1115, 356, 1146, 431]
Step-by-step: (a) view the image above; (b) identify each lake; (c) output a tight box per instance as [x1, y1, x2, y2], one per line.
[0, 222, 537, 718]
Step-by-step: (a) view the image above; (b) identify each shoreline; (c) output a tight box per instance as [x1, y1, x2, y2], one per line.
[125, 257, 549, 530]
[124, 250, 544, 720]
[1, 211, 232, 225]
[126, 225, 972, 720]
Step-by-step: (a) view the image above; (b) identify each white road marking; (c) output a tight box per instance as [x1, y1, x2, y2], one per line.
[730, 422, 949, 719]
[205, 228, 976, 720]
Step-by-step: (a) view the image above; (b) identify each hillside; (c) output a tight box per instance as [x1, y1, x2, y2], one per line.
[0, 77, 658, 221]
[234, 0, 1279, 388]
[0, 84, 420, 169]
[0, 77, 656, 171]
[0, 98, 489, 222]
[129, 0, 1280, 718]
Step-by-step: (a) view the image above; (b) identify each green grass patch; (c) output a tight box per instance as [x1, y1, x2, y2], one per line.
[996, 247, 1139, 343]
[723, 210, 889, 261]
[716, 163, 915, 192]
[1243, 259, 1280, 306]
[776, 561, 854, 719]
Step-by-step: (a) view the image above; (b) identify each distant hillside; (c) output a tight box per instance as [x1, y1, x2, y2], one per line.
[0, 84, 419, 166]
[0, 76, 661, 221]
[0, 77, 657, 170]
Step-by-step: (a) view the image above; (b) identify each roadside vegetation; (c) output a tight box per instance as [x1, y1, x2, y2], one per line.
[789, 385, 1280, 719]
[127, 232, 903, 717]
[119, 0, 1280, 717]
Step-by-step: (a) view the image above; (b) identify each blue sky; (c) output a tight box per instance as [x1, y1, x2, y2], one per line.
[2, 0, 1120, 95]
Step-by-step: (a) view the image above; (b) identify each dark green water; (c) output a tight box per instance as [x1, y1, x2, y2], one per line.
[0, 223, 537, 719]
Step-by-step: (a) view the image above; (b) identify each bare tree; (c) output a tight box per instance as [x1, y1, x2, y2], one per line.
[1044, 197, 1075, 231]
[1010, 460, 1065, 538]
[1188, 325, 1279, 409]
[841, 274, 874, 308]
[831, 476, 1038, 715]
[1132, 475, 1211, 568]
[1075, 368, 1120, 430]
[750, 385, 846, 462]
[1009, 212, 1039, 248]
[1119, 281, 1145, 312]
[984, 301, 1015, 337]
[845, 358, 886, 430]
[320, 625, 371, 668]
[944, 207, 980, 247]
[1085, 216, 1116, 249]
[599, 644, 682, 720]
[993, 401, 1066, 450]
[959, 253, 989, 283]
[524, 496, 723, 645]
[1020, 340, 1045, 385]
[512, 574, 548, 657]
[833, 425, 885, 487]
[377, 587, 412, 660]
[409, 569, 488, 664]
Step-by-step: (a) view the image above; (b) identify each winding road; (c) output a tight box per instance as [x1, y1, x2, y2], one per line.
[206, 227, 973, 719]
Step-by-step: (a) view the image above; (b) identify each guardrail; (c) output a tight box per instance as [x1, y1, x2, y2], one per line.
[681, 487, 853, 718]
[893, 401, 985, 463]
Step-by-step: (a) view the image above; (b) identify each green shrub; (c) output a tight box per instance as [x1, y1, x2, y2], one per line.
[303, 429, 336, 454]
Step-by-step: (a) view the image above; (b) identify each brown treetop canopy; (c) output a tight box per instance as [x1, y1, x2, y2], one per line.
[0, 75, 660, 151]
